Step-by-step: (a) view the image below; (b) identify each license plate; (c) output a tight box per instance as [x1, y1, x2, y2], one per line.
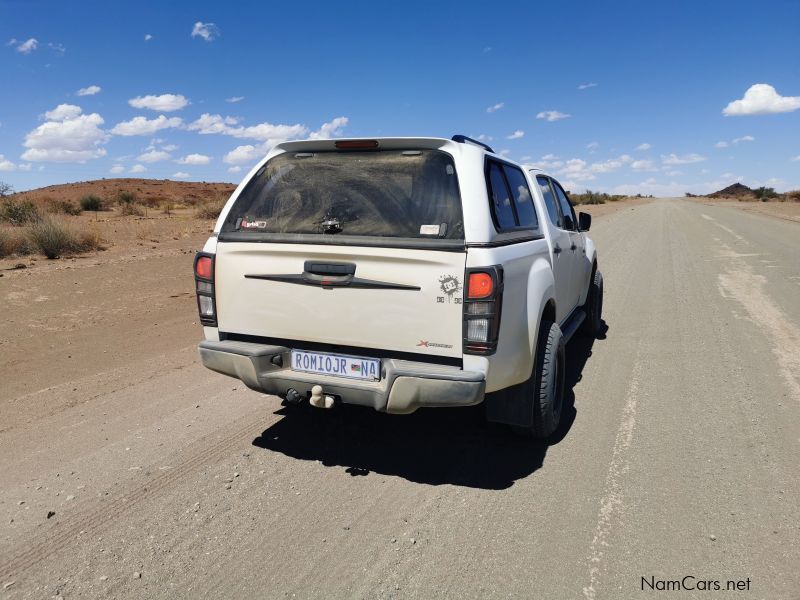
[290, 350, 380, 381]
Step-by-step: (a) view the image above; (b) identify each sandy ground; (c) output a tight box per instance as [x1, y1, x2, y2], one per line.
[1, 197, 798, 599]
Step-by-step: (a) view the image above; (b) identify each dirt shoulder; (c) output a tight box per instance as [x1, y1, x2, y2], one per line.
[695, 198, 800, 225]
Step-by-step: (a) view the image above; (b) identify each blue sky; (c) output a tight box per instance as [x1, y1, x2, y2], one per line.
[1, 0, 799, 195]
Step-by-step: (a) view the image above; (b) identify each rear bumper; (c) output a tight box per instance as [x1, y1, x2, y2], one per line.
[198, 340, 485, 414]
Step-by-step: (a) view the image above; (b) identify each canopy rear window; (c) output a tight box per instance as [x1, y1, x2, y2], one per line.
[221, 149, 464, 240]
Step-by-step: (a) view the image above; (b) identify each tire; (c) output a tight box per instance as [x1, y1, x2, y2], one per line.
[579, 269, 604, 338]
[512, 321, 566, 439]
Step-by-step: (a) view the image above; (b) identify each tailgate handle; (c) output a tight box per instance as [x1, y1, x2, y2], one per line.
[303, 261, 356, 276]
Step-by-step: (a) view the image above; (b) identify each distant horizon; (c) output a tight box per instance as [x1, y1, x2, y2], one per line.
[11, 174, 785, 200]
[1, 1, 798, 195]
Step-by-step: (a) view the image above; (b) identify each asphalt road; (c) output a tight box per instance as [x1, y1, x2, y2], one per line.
[1, 199, 798, 599]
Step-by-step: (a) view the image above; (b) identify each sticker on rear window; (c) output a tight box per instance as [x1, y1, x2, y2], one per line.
[420, 224, 440, 236]
[241, 218, 268, 229]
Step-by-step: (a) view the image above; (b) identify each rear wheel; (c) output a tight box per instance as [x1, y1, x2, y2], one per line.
[512, 321, 566, 439]
[579, 269, 604, 338]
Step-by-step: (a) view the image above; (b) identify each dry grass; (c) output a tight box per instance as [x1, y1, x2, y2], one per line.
[196, 195, 227, 220]
[0, 228, 34, 257]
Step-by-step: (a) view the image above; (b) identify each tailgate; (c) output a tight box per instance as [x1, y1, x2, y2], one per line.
[215, 242, 466, 358]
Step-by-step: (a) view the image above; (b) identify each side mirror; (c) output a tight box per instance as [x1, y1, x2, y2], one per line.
[578, 212, 591, 231]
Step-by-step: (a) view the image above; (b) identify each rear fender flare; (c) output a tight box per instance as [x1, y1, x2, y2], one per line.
[527, 257, 557, 373]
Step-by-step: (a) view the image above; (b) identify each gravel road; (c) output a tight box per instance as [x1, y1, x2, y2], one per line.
[1, 199, 798, 599]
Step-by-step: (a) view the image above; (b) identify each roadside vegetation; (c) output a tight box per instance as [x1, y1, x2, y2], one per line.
[695, 183, 800, 202]
[0, 178, 235, 261]
[569, 189, 630, 205]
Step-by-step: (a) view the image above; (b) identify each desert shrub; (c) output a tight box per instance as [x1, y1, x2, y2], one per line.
[196, 196, 226, 219]
[75, 227, 104, 252]
[121, 202, 144, 216]
[785, 190, 800, 202]
[117, 190, 138, 206]
[1, 198, 41, 225]
[162, 202, 175, 216]
[47, 199, 83, 215]
[142, 196, 166, 209]
[754, 186, 779, 201]
[27, 216, 78, 259]
[80, 194, 104, 211]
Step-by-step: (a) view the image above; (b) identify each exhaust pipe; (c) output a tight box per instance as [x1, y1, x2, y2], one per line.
[309, 385, 335, 409]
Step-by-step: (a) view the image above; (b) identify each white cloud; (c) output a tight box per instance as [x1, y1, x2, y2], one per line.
[590, 154, 632, 174]
[223, 144, 262, 165]
[636, 143, 651, 151]
[130, 164, 146, 173]
[308, 117, 349, 140]
[191, 21, 220, 42]
[137, 149, 172, 163]
[187, 113, 239, 134]
[129, 93, 189, 112]
[541, 154, 558, 160]
[187, 113, 311, 141]
[22, 105, 109, 162]
[477, 134, 493, 141]
[486, 102, 504, 113]
[226, 96, 245, 103]
[498, 149, 511, 157]
[111, 115, 183, 136]
[10, 38, 38, 54]
[586, 141, 599, 151]
[177, 153, 211, 165]
[578, 83, 597, 90]
[0, 155, 18, 171]
[110, 164, 125, 174]
[144, 34, 153, 41]
[172, 171, 190, 179]
[661, 153, 707, 165]
[219, 117, 349, 164]
[716, 135, 755, 149]
[558, 159, 594, 181]
[76, 85, 101, 96]
[536, 110, 570, 122]
[631, 159, 656, 171]
[792, 155, 800, 162]
[723, 83, 800, 116]
[507, 130, 524, 140]
[47, 42, 65, 56]
[44, 104, 83, 121]
[227, 166, 242, 173]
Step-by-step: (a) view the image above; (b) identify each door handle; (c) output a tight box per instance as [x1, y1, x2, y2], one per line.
[553, 244, 562, 255]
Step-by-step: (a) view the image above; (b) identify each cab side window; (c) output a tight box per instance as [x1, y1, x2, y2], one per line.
[552, 179, 577, 231]
[536, 175, 560, 227]
[487, 162, 516, 230]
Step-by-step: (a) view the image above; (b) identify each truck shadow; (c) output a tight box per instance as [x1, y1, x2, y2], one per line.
[252, 322, 607, 490]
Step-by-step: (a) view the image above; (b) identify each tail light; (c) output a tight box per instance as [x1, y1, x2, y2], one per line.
[463, 266, 503, 354]
[194, 252, 216, 326]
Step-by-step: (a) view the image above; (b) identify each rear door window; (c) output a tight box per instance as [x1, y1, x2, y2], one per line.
[536, 175, 560, 226]
[551, 179, 577, 231]
[221, 149, 464, 240]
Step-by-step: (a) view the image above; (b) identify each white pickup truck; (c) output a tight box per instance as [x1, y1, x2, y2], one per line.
[194, 136, 602, 438]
